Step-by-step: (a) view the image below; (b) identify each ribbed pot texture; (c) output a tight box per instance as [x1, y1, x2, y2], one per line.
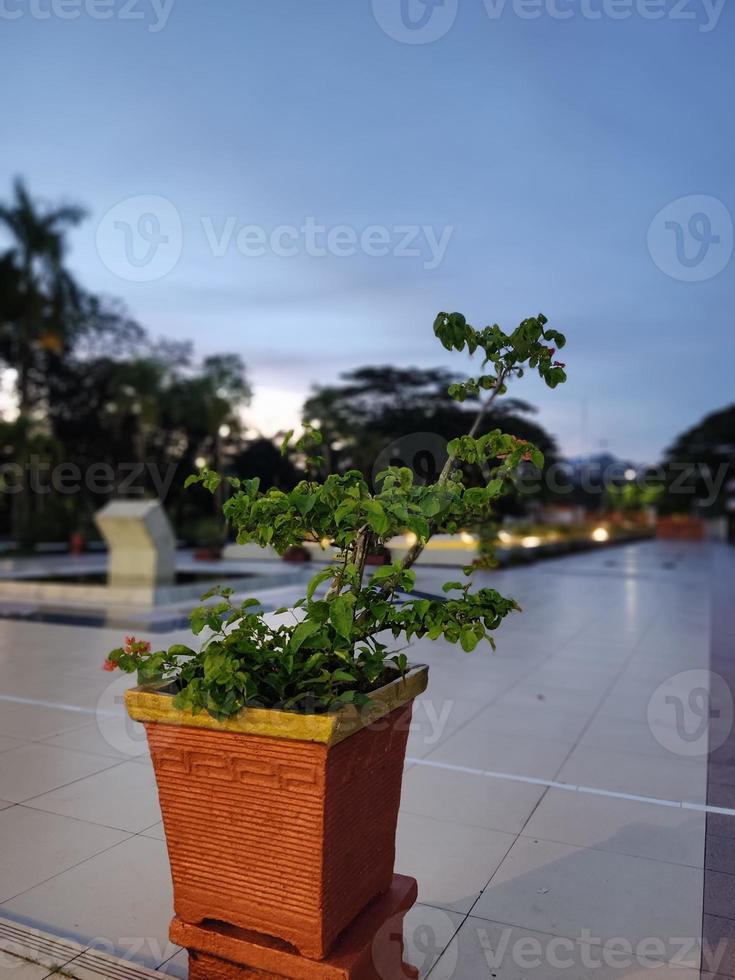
[143, 701, 414, 960]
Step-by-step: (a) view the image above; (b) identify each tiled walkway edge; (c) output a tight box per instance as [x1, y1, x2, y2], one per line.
[703, 545, 735, 979]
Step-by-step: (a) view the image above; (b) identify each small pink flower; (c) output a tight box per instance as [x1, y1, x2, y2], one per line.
[102, 659, 116, 672]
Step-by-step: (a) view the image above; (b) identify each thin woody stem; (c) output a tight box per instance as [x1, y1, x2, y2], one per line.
[392, 366, 510, 578]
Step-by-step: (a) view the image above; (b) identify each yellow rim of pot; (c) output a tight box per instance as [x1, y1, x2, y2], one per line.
[125, 664, 428, 746]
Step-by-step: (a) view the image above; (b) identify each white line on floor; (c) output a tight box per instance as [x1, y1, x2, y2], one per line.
[0, 694, 117, 716]
[406, 756, 735, 817]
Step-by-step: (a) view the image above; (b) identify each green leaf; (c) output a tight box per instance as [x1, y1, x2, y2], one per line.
[460, 627, 480, 652]
[306, 568, 335, 601]
[290, 619, 321, 652]
[280, 429, 294, 455]
[363, 499, 389, 535]
[330, 594, 355, 639]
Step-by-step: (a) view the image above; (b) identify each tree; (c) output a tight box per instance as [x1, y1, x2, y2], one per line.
[302, 366, 558, 510]
[0, 179, 89, 542]
[661, 404, 735, 515]
[0, 179, 87, 413]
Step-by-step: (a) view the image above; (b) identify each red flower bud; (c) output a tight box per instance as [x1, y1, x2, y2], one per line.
[102, 659, 116, 672]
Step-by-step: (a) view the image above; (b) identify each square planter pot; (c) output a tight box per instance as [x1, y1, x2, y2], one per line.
[126, 665, 428, 960]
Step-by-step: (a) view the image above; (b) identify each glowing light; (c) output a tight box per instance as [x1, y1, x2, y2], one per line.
[460, 531, 475, 545]
[521, 535, 541, 549]
[592, 527, 610, 542]
[218, 424, 231, 438]
[497, 530, 513, 544]
[624, 468, 636, 481]
[405, 532, 418, 547]
[194, 456, 207, 469]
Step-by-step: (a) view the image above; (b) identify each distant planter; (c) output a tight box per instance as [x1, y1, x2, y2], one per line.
[193, 546, 222, 561]
[126, 666, 427, 959]
[656, 516, 705, 542]
[69, 532, 86, 555]
[365, 545, 391, 566]
[282, 544, 311, 562]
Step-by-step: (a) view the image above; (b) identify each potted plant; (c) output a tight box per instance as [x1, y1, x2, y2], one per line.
[105, 311, 567, 962]
[190, 517, 225, 561]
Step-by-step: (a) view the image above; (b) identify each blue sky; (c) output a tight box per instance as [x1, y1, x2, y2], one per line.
[1, 0, 733, 460]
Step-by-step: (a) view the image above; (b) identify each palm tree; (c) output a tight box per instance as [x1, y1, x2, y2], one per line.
[0, 178, 87, 412]
[0, 178, 87, 543]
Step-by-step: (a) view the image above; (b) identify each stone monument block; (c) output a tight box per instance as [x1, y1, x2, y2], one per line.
[95, 499, 176, 589]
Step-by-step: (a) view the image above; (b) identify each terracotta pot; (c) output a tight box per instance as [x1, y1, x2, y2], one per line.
[365, 547, 391, 567]
[193, 547, 222, 561]
[69, 532, 86, 555]
[282, 545, 312, 563]
[656, 516, 705, 542]
[126, 666, 428, 960]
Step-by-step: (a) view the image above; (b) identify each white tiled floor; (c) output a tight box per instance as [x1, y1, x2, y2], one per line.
[0, 541, 727, 977]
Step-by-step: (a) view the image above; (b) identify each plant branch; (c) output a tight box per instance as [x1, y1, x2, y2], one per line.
[393, 366, 510, 577]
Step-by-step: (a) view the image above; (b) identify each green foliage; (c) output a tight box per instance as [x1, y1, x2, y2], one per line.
[107, 311, 569, 718]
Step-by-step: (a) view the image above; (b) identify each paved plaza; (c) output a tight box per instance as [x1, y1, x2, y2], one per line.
[0, 540, 732, 978]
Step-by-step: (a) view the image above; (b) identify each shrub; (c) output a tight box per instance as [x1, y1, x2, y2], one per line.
[105, 312, 567, 718]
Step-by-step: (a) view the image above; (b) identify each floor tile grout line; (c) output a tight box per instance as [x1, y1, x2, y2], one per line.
[0, 827, 138, 907]
[0, 694, 118, 717]
[446, 592, 671, 927]
[406, 756, 729, 815]
[12, 756, 127, 808]
[427, 565, 708, 977]
[418, 606, 612, 767]
[423, 900, 706, 968]
[12, 799, 148, 836]
[425, 574, 678, 973]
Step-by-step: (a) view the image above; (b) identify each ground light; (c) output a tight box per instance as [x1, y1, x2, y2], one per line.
[592, 526, 610, 542]
[521, 535, 542, 548]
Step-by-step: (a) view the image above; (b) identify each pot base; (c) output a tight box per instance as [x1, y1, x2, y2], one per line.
[171, 874, 419, 980]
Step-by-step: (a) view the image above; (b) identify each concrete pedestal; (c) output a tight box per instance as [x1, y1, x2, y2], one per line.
[170, 875, 419, 980]
[94, 499, 176, 594]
